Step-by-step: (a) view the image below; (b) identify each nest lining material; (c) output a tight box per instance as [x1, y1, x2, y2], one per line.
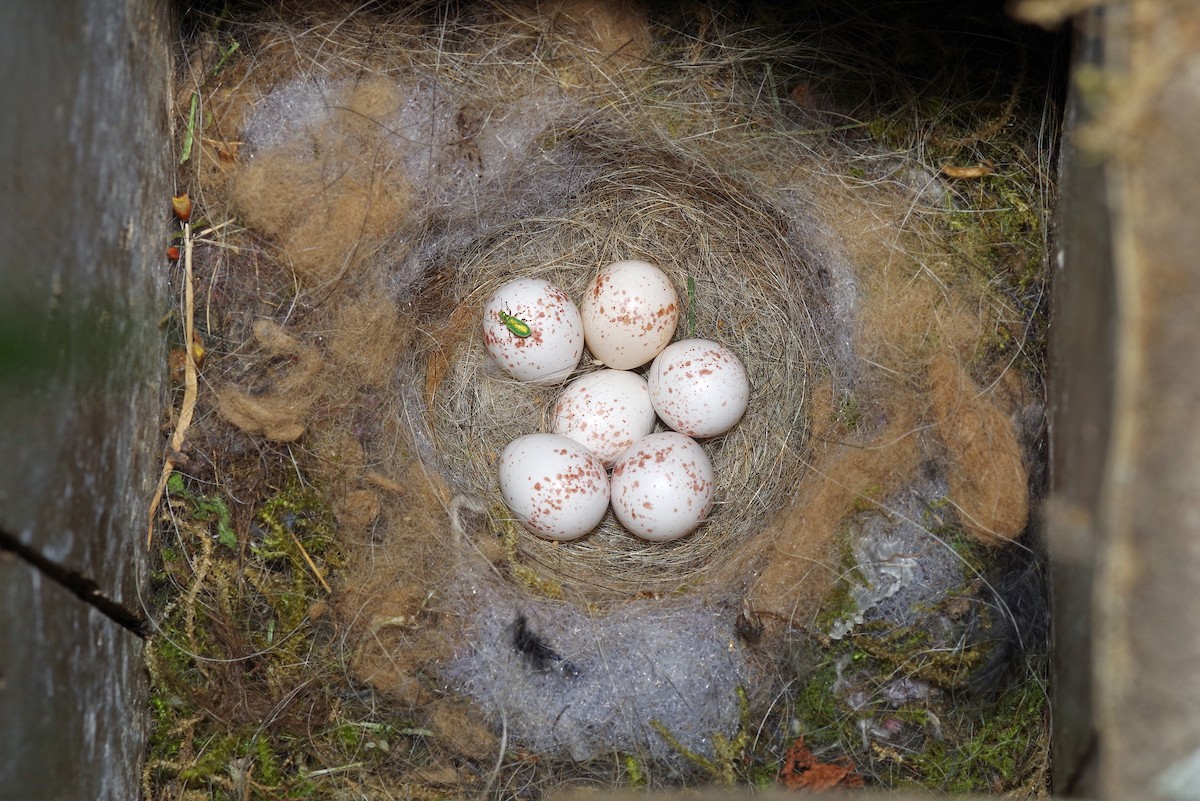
[171, 0, 1042, 781]
[440, 567, 754, 764]
[413, 131, 825, 600]
[192, 4, 1032, 634]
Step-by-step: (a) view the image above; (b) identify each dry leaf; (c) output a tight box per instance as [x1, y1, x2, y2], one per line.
[779, 737, 864, 791]
[171, 192, 192, 221]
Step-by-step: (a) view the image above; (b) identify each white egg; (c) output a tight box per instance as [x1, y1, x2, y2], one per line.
[648, 339, 750, 438]
[552, 370, 658, 466]
[580, 260, 679, 370]
[483, 278, 584, 383]
[498, 433, 610, 541]
[609, 432, 715, 542]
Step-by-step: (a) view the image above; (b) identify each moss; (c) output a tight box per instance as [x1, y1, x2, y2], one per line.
[896, 674, 1048, 793]
[145, 474, 426, 801]
[795, 495, 1047, 792]
[167, 470, 236, 548]
[940, 523, 989, 575]
[254, 486, 339, 565]
[814, 580, 858, 636]
[789, 643, 1046, 792]
[794, 513, 1044, 792]
[622, 754, 647, 788]
[493, 510, 567, 599]
[792, 649, 853, 750]
[955, 189, 1047, 372]
[852, 622, 985, 689]
[789, 606, 1046, 793]
[245, 486, 341, 649]
[749, 761, 781, 789]
[652, 686, 752, 785]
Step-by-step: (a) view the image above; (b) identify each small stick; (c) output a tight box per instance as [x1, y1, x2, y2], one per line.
[284, 524, 333, 594]
[147, 209, 200, 547]
[364, 472, 406, 494]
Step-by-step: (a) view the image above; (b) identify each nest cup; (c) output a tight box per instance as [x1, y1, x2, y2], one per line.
[416, 132, 826, 601]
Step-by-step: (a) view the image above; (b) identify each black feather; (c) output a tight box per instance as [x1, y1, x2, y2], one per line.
[512, 613, 580, 679]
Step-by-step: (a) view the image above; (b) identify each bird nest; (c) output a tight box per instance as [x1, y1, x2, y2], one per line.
[414, 130, 824, 600]
[148, 0, 1054, 795]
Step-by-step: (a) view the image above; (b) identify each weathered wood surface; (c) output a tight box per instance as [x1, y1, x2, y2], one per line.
[1047, 8, 1113, 795]
[1050, 2, 1200, 799]
[1089, 2, 1200, 797]
[0, 0, 172, 798]
[0, 559, 150, 799]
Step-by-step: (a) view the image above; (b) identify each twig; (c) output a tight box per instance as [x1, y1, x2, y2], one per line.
[364, 471, 406, 494]
[147, 211, 200, 547]
[284, 524, 333, 594]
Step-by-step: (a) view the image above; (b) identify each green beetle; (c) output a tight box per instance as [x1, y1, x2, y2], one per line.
[498, 307, 532, 338]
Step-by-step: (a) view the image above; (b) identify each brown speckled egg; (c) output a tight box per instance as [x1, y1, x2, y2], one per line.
[648, 338, 749, 438]
[609, 432, 715, 542]
[580, 260, 679, 370]
[552, 369, 657, 466]
[499, 433, 610, 541]
[483, 278, 584, 383]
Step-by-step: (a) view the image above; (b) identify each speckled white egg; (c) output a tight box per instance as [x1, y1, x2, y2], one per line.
[647, 339, 750, 438]
[482, 278, 584, 383]
[580, 260, 679, 370]
[609, 432, 715, 542]
[552, 370, 658, 466]
[498, 433, 610, 541]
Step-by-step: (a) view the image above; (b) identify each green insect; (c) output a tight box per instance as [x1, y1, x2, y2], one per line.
[498, 307, 532, 338]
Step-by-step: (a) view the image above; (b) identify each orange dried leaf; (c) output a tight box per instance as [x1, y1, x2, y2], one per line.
[793, 762, 862, 790]
[172, 193, 193, 221]
[779, 737, 864, 791]
[168, 335, 206, 383]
